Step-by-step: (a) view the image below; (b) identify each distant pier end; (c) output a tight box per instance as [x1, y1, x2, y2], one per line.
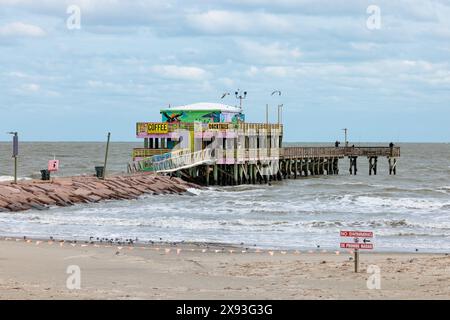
[128, 102, 400, 185]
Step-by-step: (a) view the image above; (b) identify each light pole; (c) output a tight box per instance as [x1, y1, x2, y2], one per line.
[342, 128, 348, 147]
[235, 90, 247, 109]
[271, 90, 282, 124]
[7, 131, 18, 184]
[102, 132, 111, 179]
[277, 104, 284, 124]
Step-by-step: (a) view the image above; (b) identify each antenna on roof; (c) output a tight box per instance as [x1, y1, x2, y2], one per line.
[235, 89, 247, 109]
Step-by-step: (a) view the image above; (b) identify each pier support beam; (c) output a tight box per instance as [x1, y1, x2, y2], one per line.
[213, 164, 218, 185]
[369, 157, 378, 175]
[294, 159, 298, 178]
[333, 157, 339, 175]
[205, 165, 210, 185]
[388, 157, 397, 175]
[349, 156, 358, 175]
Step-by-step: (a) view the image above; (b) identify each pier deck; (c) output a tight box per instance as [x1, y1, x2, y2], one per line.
[128, 145, 400, 185]
[281, 146, 400, 158]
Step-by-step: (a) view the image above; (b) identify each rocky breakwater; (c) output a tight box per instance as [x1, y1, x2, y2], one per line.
[0, 173, 199, 212]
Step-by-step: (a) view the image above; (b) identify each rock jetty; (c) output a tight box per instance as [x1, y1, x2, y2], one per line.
[0, 173, 199, 212]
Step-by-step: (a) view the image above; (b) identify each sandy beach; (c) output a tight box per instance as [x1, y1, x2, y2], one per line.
[0, 238, 448, 300]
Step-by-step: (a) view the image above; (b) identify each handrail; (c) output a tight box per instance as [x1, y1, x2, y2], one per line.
[127, 146, 400, 173]
[281, 146, 400, 158]
[152, 148, 214, 172]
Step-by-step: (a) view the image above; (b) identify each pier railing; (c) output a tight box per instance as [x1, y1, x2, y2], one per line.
[132, 148, 171, 159]
[281, 146, 400, 158]
[151, 148, 214, 173]
[128, 146, 400, 173]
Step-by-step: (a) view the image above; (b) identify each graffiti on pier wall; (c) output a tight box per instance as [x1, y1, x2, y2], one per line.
[160, 110, 244, 124]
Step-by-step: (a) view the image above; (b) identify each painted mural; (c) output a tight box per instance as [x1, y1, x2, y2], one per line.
[160, 110, 244, 124]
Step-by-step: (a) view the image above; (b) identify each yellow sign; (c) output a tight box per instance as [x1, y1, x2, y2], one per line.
[137, 122, 168, 134]
[208, 123, 230, 130]
[147, 122, 168, 134]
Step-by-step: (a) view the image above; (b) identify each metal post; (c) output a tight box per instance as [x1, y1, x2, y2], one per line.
[102, 132, 111, 179]
[14, 155, 17, 184]
[279, 104, 283, 124]
[7, 132, 18, 184]
[354, 249, 359, 273]
[277, 105, 280, 124]
[342, 128, 348, 147]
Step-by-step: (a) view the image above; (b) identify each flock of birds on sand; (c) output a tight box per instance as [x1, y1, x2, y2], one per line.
[16, 235, 429, 254]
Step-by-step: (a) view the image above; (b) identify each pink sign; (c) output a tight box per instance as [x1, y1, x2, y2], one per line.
[340, 231, 373, 238]
[48, 160, 59, 172]
[340, 243, 373, 250]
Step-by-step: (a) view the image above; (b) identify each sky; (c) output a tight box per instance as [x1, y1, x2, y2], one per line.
[0, 0, 449, 142]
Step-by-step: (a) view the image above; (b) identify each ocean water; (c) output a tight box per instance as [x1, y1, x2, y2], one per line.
[0, 142, 449, 252]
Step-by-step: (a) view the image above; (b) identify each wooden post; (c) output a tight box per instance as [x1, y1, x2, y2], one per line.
[349, 156, 357, 175]
[349, 157, 353, 175]
[354, 249, 359, 273]
[205, 165, 210, 186]
[294, 159, 298, 178]
[334, 158, 339, 175]
[102, 132, 111, 179]
[287, 160, 291, 178]
[373, 157, 377, 175]
[213, 164, 218, 185]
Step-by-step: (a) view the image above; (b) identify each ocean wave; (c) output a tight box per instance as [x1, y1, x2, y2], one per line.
[344, 195, 449, 211]
[0, 176, 32, 182]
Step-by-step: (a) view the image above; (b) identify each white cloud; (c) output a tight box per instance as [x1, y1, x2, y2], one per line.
[185, 10, 292, 35]
[149, 65, 209, 81]
[0, 22, 45, 37]
[238, 40, 301, 64]
[21, 83, 40, 92]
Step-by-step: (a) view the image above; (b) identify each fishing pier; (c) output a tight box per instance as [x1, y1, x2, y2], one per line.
[128, 102, 400, 185]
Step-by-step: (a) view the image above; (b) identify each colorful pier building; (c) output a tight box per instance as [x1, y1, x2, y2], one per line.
[128, 102, 400, 185]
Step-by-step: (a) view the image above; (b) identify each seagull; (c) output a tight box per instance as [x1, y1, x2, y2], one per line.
[271, 90, 281, 96]
[221, 92, 230, 99]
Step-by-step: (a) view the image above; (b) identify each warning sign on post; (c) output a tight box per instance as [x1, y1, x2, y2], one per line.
[340, 230, 374, 250]
[48, 160, 60, 172]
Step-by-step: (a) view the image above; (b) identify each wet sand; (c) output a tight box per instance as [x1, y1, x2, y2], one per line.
[0, 239, 448, 299]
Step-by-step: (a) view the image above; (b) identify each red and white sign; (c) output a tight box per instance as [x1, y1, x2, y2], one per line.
[340, 243, 373, 250]
[340, 231, 373, 238]
[340, 230, 374, 250]
[48, 160, 60, 172]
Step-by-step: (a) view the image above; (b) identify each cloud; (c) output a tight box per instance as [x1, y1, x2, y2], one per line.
[0, 22, 45, 37]
[238, 40, 301, 64]
[149, 65, 209, 81]
[185, 10, 293, 35]
[19, 83, 40, 92]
